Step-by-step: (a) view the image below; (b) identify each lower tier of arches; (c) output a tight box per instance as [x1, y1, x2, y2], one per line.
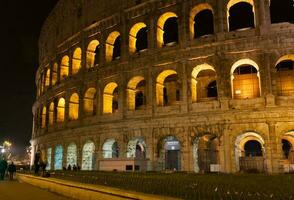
[32, 118, 294, 173]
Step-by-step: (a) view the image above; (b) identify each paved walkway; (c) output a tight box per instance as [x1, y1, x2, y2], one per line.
[0, 179, 72, 200]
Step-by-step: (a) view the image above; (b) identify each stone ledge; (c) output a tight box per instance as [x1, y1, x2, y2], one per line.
[17, 174, 180, 200]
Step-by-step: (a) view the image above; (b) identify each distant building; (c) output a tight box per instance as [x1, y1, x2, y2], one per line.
[32, 0, 294, 173]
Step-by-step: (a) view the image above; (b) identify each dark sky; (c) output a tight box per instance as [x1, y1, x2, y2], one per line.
[0, 1, 58, 154]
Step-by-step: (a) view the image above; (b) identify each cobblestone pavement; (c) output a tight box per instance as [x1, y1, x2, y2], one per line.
[0, 179, 72, 200]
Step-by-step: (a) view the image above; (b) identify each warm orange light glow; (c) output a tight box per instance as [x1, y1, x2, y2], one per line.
[157, 12, 178, 48]
[52, 63, 58, 86]
[41, 106, 47, 128]
[191, 64, 216, 102]
[49, 102, 54, 126]
[60, 56, 69, 80]
[105, 32, 120, 62]
[156, 70, 177, 106]
[190, 3, 213, 40]
[127, 76, 145, 110]
[57, 98, 65, 123]
[69, 93, 79, 120]
[87, 40, 100, 68]
[45, 69, 50, 88]
[72, 48, 82, 74]
[129, 23, 147, 54]
[84, 88, 96, 116]
[103, 82, 118, 114]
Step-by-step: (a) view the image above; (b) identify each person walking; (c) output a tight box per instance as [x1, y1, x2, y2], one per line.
[0, 158, 8, 181]
[7, 162, 16, 180]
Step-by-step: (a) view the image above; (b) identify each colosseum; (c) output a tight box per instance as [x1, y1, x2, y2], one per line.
[31, 0, 294, 173]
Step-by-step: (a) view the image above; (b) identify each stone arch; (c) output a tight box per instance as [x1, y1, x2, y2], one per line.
[270, 0, 294, 24]
[193, 134, 220, 173]
[190, 3, 214, 39]
[230, 58, 261, 99]
[60, 56, 69, 80]
[66, 143, 77, 168]
[127, 76, 146, 110]
[82, 140, 95, 170]
[48, 102, 54, 126]
[191, 63, 217, 102]
[51, 63, 58, 86]
[84, 88, 97, 116]
[102, 139, 119, 158]
[275, 54, 294, 96]
[156, 70, 180, 106]
[126, 137, 147, 159]
[227, 0, 255, 31]
[105, 31, 121, 62]
[86, 40, 100, 68]
[234, 132, 265, 171]
[72, 47, 82, 74]
[157, 12, 178, 47]
[54, 145, 63, 170]
[41, 106, 46, 128]
[103, 82, 118, 114]
[281, 132, 294, 162]
[159, 136, 181, 171]
[45, 69, 50, 88]
[57, 98, 65, 123]
[129, 22, 148, 54]
[69, 93, 79, 121]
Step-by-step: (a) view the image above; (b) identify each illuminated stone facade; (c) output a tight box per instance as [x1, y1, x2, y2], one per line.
[32, 0, 294, 173]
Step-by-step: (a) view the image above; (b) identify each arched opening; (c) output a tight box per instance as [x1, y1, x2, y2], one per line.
[191, 64, 217, 102]
[60, 56, 69, 80]
[127, 137, 146, 159]
[66, 143, 77, 168]
[48, 102, 54, 126]
[82, 141, 95, 170]
[54, 145, 63, 170]
[69, 93, 79, 121]
[102, 139, 119, 158]
[41, 106, 46, 128]
[103, 82, 118, 114]
[156, 70, 180, 106]
[162, 136, 181, 171]
[127, 76, 146, 110]
[190, 4, 214, 39]
[46, 147, 52, 170]
[193, 135, 219, 173]
[105, 32, 121, 62]
[45, 69, 50, 88]
[270, 0, 294, 24]
[235, 132, 265, 172]
[281, 132, 294, 165]
[84, 88, 97, 116]
[86, 40, 100, 68]
[231, 59, 261, 99]
[157, 12, 178, 47]
[72, 48, 82, 74]
[57, 98, 65, 123]
[129, 23, 148, 54]
[244, 140, 263, 157]
[227, 0, 255, 31]
[275, 55, 294, 96]
[51, 63, 58, 86]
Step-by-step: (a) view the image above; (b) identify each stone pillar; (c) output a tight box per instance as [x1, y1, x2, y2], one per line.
[126, 89, 136, 110]
[156, 83, 164, 106]
[165, 82, 177, 104]
[103, 94, 113, 114]
[266, 122, 281, 173]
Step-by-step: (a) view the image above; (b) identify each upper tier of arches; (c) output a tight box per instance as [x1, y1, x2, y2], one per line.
[37, 0, 294, 96]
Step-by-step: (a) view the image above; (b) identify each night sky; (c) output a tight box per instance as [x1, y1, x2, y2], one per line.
[0, 1, 58, 154]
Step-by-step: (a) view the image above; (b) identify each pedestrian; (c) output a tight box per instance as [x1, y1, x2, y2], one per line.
[0, 158, 8, 180]
[72, 164, 77, 171]
[67, 164, 72, 171]
[7, 162, 16, 181]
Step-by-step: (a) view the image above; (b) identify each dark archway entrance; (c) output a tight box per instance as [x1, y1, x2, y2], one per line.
[164, 136, 181, 171]
[229, 2, 255, 31]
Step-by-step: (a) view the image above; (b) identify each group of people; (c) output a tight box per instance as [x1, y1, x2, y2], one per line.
[63, 164, 80, 171]
[0, 158, 16, 181]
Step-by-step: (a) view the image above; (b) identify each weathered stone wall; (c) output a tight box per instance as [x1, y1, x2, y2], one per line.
[32, 0, 294, 173]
